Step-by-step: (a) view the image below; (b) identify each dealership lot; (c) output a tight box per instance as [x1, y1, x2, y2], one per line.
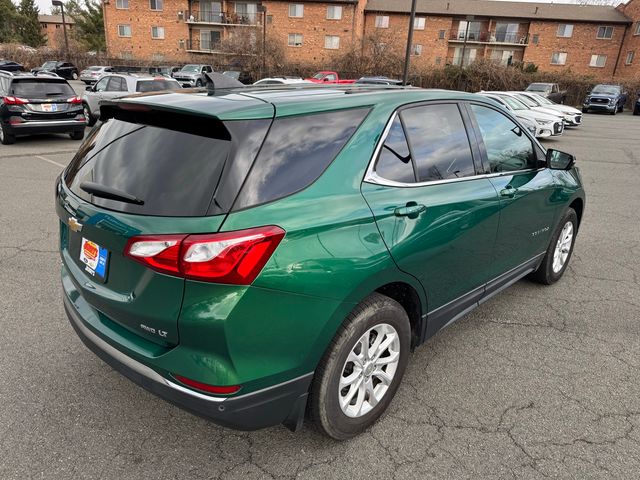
[1, 110, 639, 479]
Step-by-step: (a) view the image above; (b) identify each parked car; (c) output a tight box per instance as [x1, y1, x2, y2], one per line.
[491, 91, 566, 120]
[0, 60, 24, 72]
[355, 76, 405, 86]
[57, 86, 585, 439]
[525, 83, 567, 104]
[81, 73, 181, 126]
[223, 70, 253, 84]
[516, 92, 582, 126]
[253, 76, 312, 85]
[306, 71, 356, 84]
[634, 93, 640, 116]
[79, 66, 114, 84]
[582, 84, 627, 115]
[478, 92, 564, 138]
[172, 64, 214, 87]
[31, 61, 80, 80]
[148, 65, 183, 77]
[0, 71, 85, 144]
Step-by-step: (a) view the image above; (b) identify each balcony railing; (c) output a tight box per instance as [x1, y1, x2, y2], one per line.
[185, 39, 222, 53]
[186, 11, 260, 25]
[449, 31, 528, 45]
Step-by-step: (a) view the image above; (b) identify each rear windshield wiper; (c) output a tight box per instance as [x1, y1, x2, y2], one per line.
[80, 181, 144, 205]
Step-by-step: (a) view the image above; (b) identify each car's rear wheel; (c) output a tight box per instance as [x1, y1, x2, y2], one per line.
[530, 208, 578, 285]
[310, 293, 411, 440]
[69, 130, 85, 141]
[0, 123, 16, 145]
[83, 103, 96, 127]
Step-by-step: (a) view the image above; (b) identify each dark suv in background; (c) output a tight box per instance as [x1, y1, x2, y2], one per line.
[0, 71, 85, 144]
[582, 84, 627, 114]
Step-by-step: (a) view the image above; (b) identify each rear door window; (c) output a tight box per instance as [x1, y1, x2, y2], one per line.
[10, 79, 74, 97]
[232, 108, 370, 210]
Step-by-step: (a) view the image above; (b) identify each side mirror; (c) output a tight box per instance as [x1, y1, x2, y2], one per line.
[547, 149, 575, 170]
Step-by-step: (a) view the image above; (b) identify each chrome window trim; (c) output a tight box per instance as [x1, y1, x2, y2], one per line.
[364, 103, 543, 189]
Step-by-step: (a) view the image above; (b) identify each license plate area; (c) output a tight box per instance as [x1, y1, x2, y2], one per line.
[79, 237, 109, 282]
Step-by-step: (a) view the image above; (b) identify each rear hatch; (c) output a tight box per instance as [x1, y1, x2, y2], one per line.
[57, 98, 273, 346]
[10, 78, 79, 120]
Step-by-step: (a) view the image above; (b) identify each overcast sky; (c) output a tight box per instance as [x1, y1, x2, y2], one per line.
[32, 0, 626, 16]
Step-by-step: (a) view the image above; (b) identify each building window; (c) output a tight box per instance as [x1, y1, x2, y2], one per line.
[289, 4, 303, 18]
[551, 52, 567, 65]
[327, 5, 342, 20]
[56, 24, 60, 29]
[532, 33, 539, 44]
[438, 29, 445, 39]
[288, 33, 303, 47]
[151, 26, 164, 39]
[412, 44, 422, 56]
[266, 15, 273, 24]
[324, 35, 340, 49]
[596, 26, 613, 39]
[118, 24, 132, 37]
[635, 22, 640, 36]
[589, 54, 607, 67]
[435, 56, 441, 65]
[626, 51, 635, 65]
[149, 0, 163, 11]
[414, 17, 425, 30]
[375, 16, 389, 28]
[556, 24, 573, 38]
[116, 0, 128, 9]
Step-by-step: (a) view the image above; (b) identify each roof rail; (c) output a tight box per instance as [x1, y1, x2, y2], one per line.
[33, 71, 61, 78]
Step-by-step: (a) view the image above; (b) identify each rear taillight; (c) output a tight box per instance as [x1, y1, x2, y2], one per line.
[4, 96, 28, 105]
[173, 375, 241, 395]
[67, 96, 82, 104]
[124, 226, 285, 285]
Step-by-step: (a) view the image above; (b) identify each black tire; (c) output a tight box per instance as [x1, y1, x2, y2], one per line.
[83, 103, 96, 127]
[309, 293, 411, 440]
[195, 79, 203, 87]
[618, 103, 624, 113]
[70, 130, 85, 141]
[0, 123, 16, 145]
[610, 108, 617, 115]
[582, 108, 588, 114]
[530, 208, 578, 285]
[633, 108, 640, 116]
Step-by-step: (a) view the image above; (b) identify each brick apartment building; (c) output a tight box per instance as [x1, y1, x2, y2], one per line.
[102, 0, 640, 79]
[39, 14, 75, 50]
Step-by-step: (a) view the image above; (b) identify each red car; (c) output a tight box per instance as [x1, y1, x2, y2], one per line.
[305, 71, 356, 84]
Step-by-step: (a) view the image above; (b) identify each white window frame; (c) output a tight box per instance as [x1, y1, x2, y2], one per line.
[596, 25, 614, 39]
[375, 16, 389, 28]
[117, 24, 132, 37]
[412, 44, 422, 56]
[625, 51, 634, 65]
[151, 26, 164, 39]
[288, 33, 303, 47]
[149, 0, 163, 11]
[288, 4, 303, 18]
[556, 24, 573, 38]
[116, 0, 129, 9]
[414, 17, 425, 30]
[550, 52, 567, 65]
[589, 54, 607, 67]
[324, 35, 340, 49]
[327, 5, 342, 20]
[635, 22, 640, 36]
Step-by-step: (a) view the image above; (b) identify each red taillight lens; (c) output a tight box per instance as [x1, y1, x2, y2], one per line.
[123, 226, 285, 285]
[173, 375, 241, 395]
[67, 96, 82, 104]
[4, 96, 28, 105]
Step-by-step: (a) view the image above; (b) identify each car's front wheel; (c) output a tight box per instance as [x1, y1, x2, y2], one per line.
[530, 208, 578, 285]
[195, 79, 203, 87]
[310, 293, 411, 440]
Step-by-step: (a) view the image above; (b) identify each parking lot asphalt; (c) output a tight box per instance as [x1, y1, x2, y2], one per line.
[1, 105, 640, 479]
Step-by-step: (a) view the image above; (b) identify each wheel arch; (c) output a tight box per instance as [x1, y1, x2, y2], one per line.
[569, 197, 584, 228]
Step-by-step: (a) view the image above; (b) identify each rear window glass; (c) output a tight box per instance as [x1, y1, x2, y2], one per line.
[64, 112, 270, 217]
[11, 79, 74, 97]
[233, 108, 370, 210]
[136, 80, 181, 92]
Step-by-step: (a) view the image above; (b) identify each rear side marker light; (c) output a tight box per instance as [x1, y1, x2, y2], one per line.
[173, 375, 241, 395]
[124, 226, 285, 285]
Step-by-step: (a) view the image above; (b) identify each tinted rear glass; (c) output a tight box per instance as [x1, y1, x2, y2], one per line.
[11, 79, 74, 97]
[136, 80, 181, 92]
[233, 108, 370, 210]
[64, 112, 270, 217]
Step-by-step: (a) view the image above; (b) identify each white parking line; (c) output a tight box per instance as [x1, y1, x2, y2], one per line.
[35, 155, 66, 168]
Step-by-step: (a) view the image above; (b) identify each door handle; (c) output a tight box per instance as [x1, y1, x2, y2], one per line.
[499, 186, 517, 198]
[394, 203, 426, 217]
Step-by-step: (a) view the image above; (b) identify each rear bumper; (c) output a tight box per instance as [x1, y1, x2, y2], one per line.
[63, 293, 313, 431]
[7, 119, 86, 135]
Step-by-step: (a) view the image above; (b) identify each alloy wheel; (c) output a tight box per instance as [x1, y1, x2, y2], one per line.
[552, 221, 574, 273]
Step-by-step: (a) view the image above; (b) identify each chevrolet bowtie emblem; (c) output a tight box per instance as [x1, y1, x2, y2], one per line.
[68, 217, 83, 232]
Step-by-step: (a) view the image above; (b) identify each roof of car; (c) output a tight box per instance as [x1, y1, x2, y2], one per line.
[110, 86, 493, 121]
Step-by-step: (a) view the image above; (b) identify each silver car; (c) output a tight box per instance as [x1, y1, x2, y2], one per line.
[79, 66, 114, 84]
[82, 73, 181, 126]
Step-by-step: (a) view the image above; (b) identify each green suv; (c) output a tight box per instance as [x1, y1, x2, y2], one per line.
[57, 87, 585, 440]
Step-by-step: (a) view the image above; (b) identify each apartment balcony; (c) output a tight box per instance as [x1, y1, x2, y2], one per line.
[449, 30, 529, 45]
[185, 9, 261, 26]
[185, 39, 224, 54]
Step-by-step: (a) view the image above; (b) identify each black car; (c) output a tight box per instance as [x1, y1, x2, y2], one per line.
[0, 71, 86, 145]
[31, 61, 80, 80]
[582, 84, 628, 115]
[0, 60, 24, 72]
